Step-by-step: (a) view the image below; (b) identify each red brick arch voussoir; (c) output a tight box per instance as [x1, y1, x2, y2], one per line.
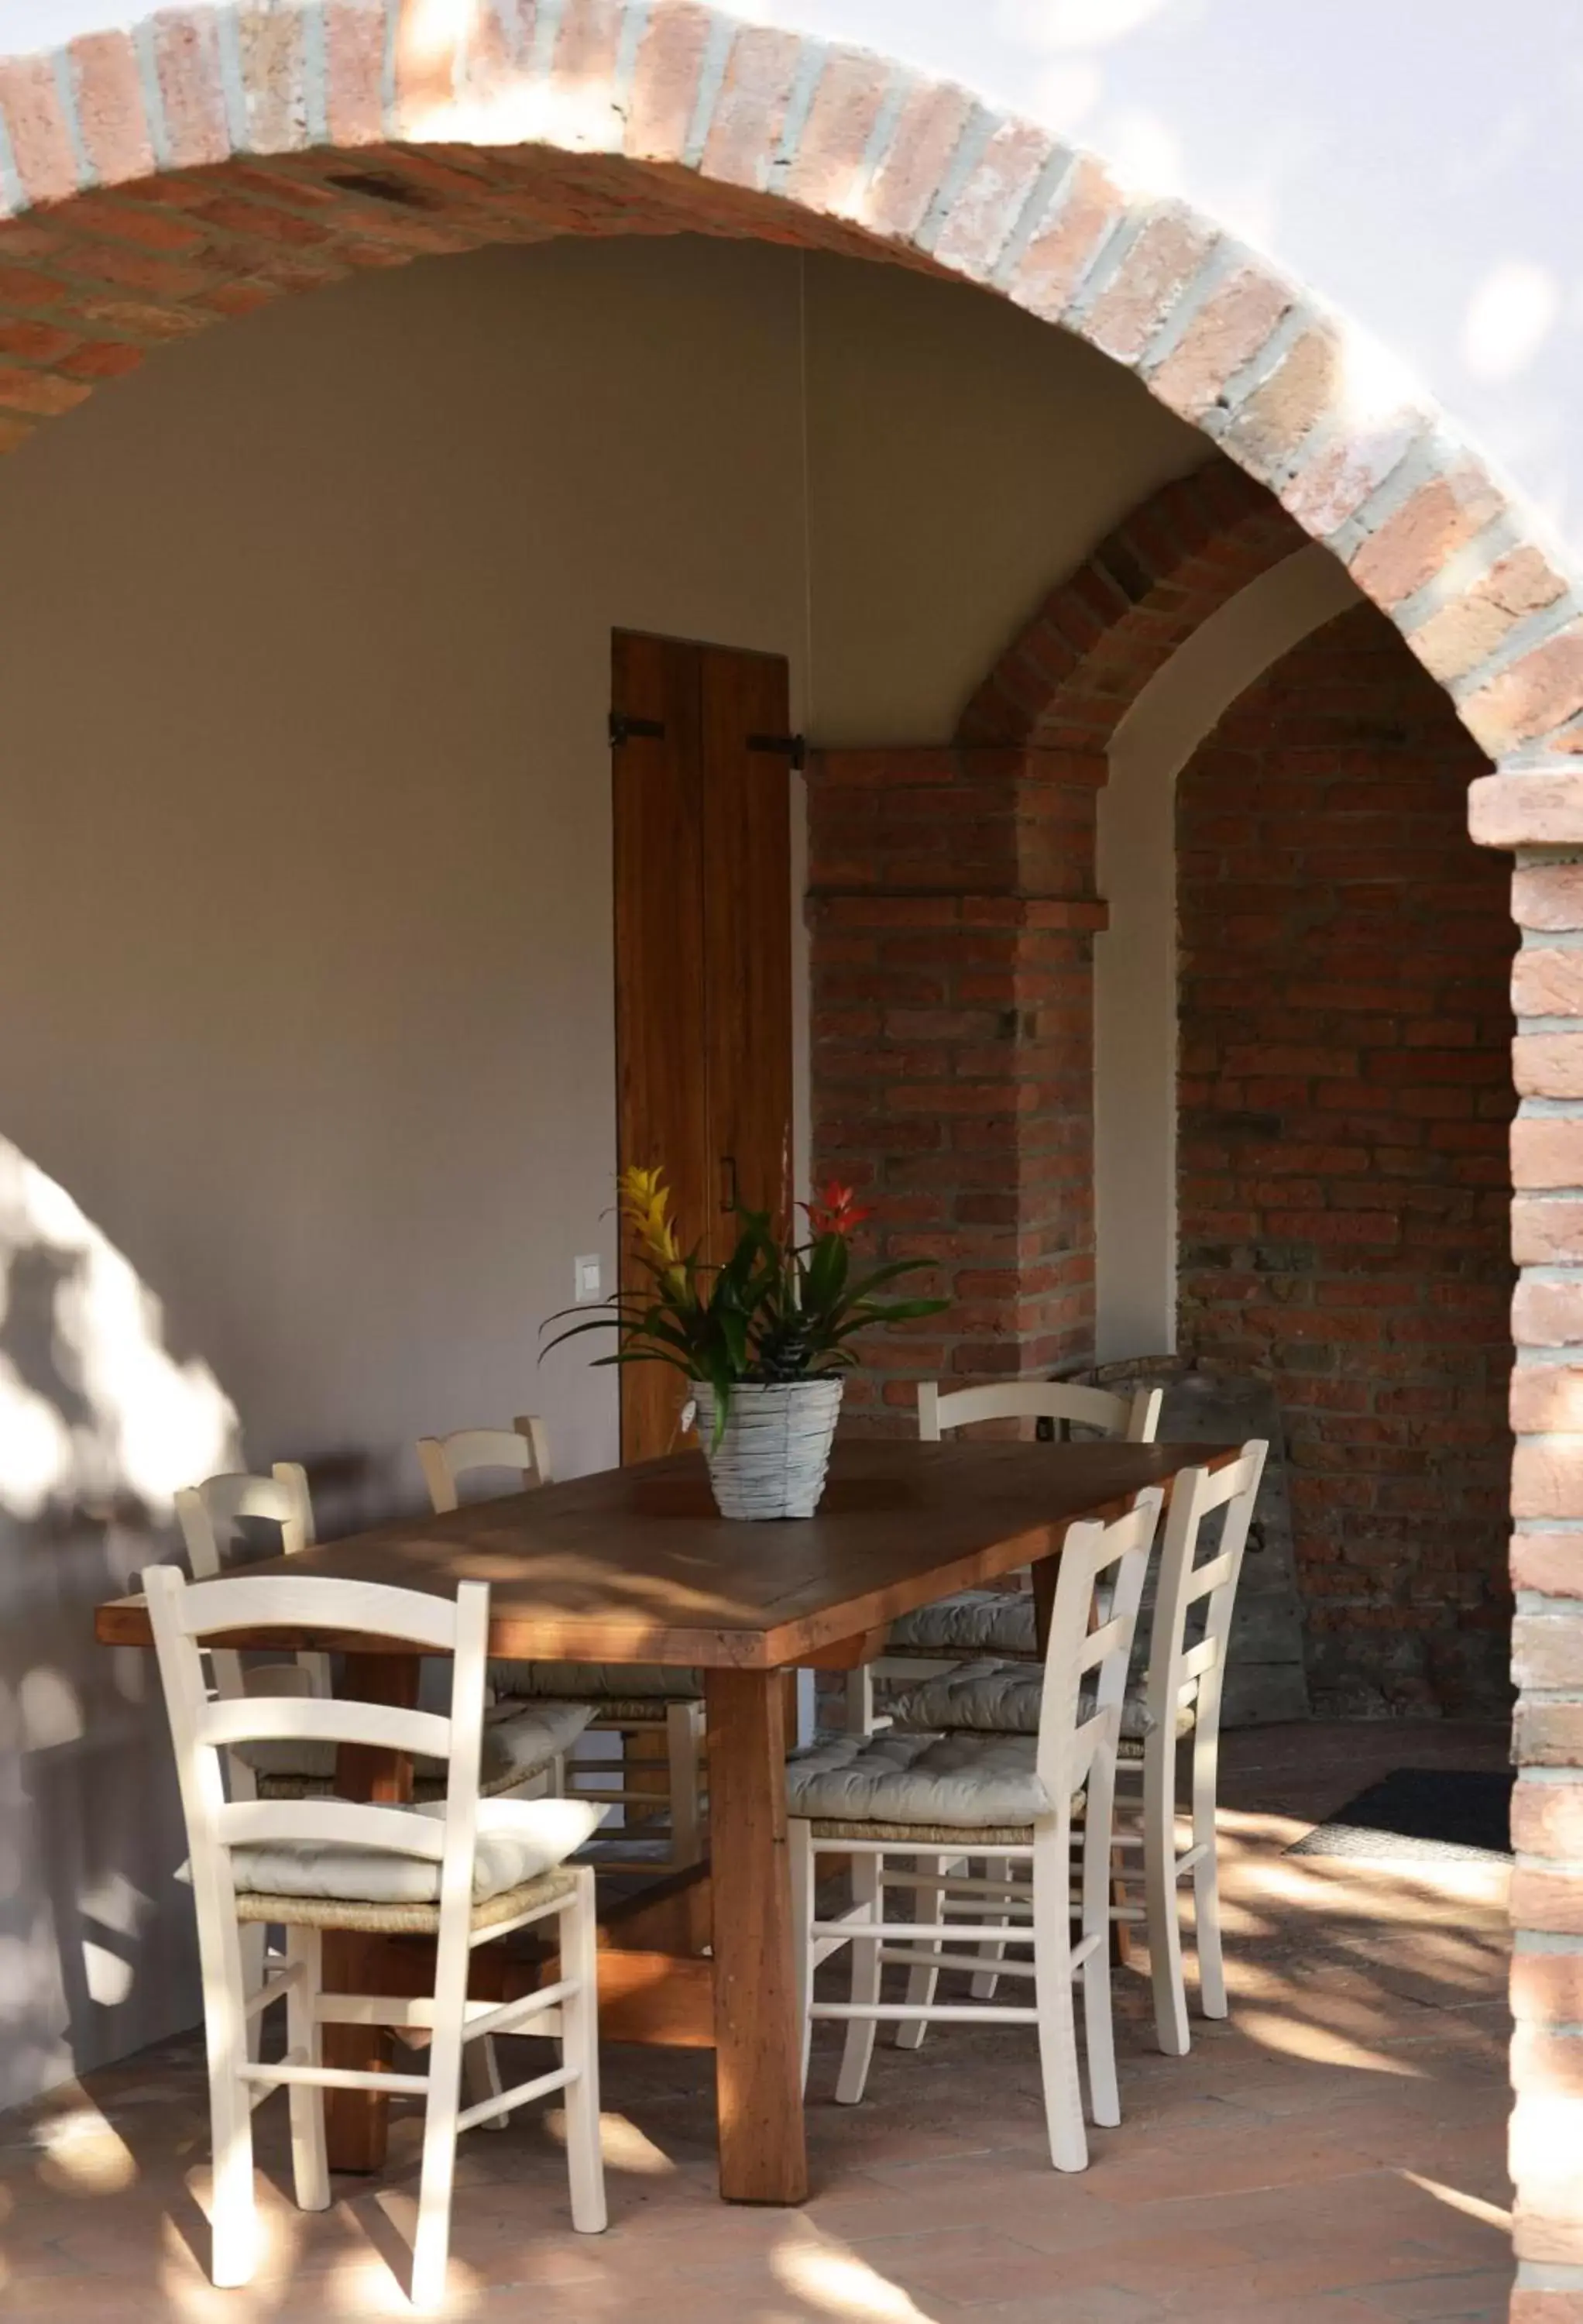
[956, 458, 1309, 750]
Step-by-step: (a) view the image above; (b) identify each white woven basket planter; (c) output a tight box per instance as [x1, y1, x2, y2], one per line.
[693, 1378, 844, 1520]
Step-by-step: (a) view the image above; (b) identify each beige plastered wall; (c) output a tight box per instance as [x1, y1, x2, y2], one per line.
[1094, 547, 1365, 1364]
[0, 230, 1202, 2102]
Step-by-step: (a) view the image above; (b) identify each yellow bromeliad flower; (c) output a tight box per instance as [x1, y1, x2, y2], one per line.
[618, 1163, 682, 1267]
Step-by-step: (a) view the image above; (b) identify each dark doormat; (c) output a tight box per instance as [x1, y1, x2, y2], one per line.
[1285, 1768, 1514, 1863]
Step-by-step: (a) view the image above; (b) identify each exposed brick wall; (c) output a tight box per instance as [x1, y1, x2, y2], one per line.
[808, 745, 1106, 1422]
[1176, 602, 1513, 1714]
[1503, 827, 1583, 2305]
[809, 465, 1329, 1425]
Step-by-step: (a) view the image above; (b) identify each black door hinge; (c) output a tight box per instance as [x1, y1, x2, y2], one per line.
[609, 712, 666, 747]
[747, 731, 806, 770]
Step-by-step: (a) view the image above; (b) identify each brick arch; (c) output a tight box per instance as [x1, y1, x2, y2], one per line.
[0, 1, 1579, 769]
[956, 457, 1310, 749]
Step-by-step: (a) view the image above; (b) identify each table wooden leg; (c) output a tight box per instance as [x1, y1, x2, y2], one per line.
[324, 1651, 419, 2174]
[703, 1669, 809, 2205]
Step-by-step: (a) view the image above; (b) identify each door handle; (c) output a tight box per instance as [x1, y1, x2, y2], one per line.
[719, 1154, 740, 1214]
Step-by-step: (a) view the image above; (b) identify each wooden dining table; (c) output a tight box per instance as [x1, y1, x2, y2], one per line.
[97, 1432, 1234, 2205]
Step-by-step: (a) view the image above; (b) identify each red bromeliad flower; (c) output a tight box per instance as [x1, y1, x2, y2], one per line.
[802, 1180, 874, 1238]
[543, 1160, 946, 1431]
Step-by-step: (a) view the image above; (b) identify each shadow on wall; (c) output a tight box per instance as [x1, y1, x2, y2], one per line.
[0, 1136, 238, 2107]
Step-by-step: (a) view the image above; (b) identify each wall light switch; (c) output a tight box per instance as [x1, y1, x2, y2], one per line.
[574, 1254, 602, 1303]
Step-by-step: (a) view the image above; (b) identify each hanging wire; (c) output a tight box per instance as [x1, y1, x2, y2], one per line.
[798, 247, 816, 742]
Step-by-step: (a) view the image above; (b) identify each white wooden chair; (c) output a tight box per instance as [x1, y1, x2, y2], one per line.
[787, 1490, 1163, 2173]
[177, 1466, 327, 2051]
[146, 1562, 606, 2309]
[844, 1379, 1162, 1734]
[179, 1463, 593, 1806]
[1131, 1440, 1268, 2052]
[888, 1442, 1269, 2056]
[179, 1461, 592, 2116]
[919, 1380, 1163, 1447]
[177, 1463, 328, 1701]
[418, 1417, 707, 1867]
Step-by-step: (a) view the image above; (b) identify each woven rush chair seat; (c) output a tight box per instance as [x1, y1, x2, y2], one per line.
[234, 1865, 580, 1937]
[242, 1696, 594, 1800]
[885, 1587, 1038, 1658]
[490, 1661, 702, 1710]
[888, 1659, 1196, 1762]
[807, 1817, 1046, 1844]
[785, 1728, 1079, 1831]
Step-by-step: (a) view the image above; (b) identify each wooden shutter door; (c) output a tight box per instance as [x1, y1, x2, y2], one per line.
[699, 644, 794, 1259]
[612, 633, 795, 1463]
[612, 631, 707, 1465]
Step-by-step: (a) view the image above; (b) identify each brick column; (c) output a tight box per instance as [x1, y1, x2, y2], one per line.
[807, 744, 1107, 1428]
[1473, 772, 1583, 2322]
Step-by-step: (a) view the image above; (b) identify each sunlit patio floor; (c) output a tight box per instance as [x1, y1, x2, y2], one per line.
[0, 1719, 1513, 2322]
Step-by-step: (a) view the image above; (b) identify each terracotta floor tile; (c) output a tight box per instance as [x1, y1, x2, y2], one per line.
[1162, 2299, 1410, 2324]
[0, 1720, 1516, 2321]
[936, 2293, 1166, 2324]
[1356, 2268, 1513, 2319]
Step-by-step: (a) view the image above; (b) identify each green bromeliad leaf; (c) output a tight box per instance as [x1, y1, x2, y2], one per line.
[538, 1174, 949, 1394]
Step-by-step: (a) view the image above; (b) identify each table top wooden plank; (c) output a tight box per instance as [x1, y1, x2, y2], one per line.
[94, 1437, 1238, 1669]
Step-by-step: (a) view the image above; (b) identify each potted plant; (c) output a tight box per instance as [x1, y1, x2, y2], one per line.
[543, 1166, 946, 1518]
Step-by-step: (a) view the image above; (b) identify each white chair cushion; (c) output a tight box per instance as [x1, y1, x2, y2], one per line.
[235, 1697, 594, 1788]
[228, 1795, 604, 1906]
[886, 1590, 1037, 1656]
[489, 1662, 701, 1702]
[888, 1658, 1194, 1741]
[785, 1729, 1056, 1828]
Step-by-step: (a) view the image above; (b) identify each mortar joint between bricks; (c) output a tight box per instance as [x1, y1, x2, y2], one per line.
[1394, 507, 1526, 634]
[1327, 424, 1447, 566]
[1193, 302, 1309, 449]
[1134, 233, 1241, 376]
[1452, 589, 1583, 708]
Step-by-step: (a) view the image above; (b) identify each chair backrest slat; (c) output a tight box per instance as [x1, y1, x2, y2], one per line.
[176, 1571, 458, 1653]
[215, 1796, 447, 1860]
[1185, 1549, 1236, 1606]
[1144, 1442, 1268, 1755]
[197, 1693, 452, 1763]
[917, 1379, 1161, 1443]
[1033, 1490, 1163, 1814]
[1180, 1635, 1218, 1685]
[418, 1416, 552, 1515]
[1077, 1613, 1130, 1673]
